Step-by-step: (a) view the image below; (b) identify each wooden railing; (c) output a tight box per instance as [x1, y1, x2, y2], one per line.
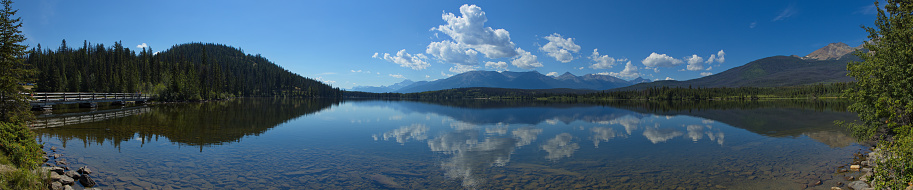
[29, 106, 151, 129]
[25, 92, 152, 106]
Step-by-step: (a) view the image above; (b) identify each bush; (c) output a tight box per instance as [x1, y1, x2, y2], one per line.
[0, 121, 43, 170]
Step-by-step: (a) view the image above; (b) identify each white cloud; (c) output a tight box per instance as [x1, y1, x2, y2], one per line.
[315, 77, 336, 84]
[426, 75, 431, 78]
[136, 43, 148, 49]
[426, 41, 479, 65]
[685, 54, 705, 71]
[546, 72, 559, 77]
[449, 64, 477, 73]
[441, 71, 454, 77]
[485, 61, 508, 70]
[541, 133, 579, 161]
[511, 48, 542, 69]
[749, 22, 757, 28]
[706, 66, 713, 70]
[433, 4, 518, 59]
[856, 3, 878, 15]
[350, 69, 372, 74]
[389, 74, 406, 79]
[705, 50, 725, 64]
[700, 72, 713, 76]
[608, 61, 640, 79]
[665, 77, 674, 80]
[772, 4, 796, 21]
[372, 52, 379, 58]
[589, 49, 622, 69]
[378, 49, 431, 70]
[539, 33, 581, 63]
[642, 52, 683, 67]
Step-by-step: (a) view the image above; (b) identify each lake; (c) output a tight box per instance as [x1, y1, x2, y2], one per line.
[34, 99, 864, 189]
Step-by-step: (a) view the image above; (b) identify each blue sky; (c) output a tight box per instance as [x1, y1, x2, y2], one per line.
[18, 0, 878, 89]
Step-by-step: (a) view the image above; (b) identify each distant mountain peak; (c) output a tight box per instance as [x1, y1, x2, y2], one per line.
[804, 42, 859, 61]
[629, 77, 650, 84]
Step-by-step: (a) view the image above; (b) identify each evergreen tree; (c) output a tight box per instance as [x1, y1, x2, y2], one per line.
[0, 0, 44, 175]
[841, 1, 913, 188]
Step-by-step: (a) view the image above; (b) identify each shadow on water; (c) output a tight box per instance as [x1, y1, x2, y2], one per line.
[35, 98, 338, 149]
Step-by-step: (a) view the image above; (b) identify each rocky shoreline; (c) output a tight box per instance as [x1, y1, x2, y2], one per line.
[41, 146, 100, 190]
[830, 146, 880, 190]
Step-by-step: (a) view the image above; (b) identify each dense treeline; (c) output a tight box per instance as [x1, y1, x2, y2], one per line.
[344, 82, 852, 100]
[25, 41, 341, 101]
[586, 82, 851, 100]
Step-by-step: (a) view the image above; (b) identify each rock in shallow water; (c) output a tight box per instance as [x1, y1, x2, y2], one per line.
[64, 170, 80, 178]
[80, 175, 98, 187]
[78, 166, 93, 174]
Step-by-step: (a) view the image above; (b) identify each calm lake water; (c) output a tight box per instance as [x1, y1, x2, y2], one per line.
[34, 99, 864, 189]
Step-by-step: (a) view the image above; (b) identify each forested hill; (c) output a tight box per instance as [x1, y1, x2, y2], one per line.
[26, 41, 340, 100]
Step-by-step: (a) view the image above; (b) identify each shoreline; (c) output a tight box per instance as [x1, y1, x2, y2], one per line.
[40, 146, 100, 190]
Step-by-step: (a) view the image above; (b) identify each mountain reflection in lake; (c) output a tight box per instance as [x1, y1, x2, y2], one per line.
[35, 99, 861, 189]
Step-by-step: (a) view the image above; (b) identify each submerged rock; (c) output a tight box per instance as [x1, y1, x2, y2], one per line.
[369, 174, 403, 189]
[80, 175, 98, 187]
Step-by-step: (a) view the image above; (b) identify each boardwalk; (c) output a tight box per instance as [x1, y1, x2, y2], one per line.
[27, 92, 151, 107]
[30, 106, 151, 129]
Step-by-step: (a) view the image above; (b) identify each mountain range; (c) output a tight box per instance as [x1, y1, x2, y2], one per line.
[616, 43, 861, 90]
[394, 71, 648, 93]
[351, 42, 861, 93]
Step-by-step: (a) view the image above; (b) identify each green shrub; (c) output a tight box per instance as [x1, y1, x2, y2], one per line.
[0, 121, 43, 170]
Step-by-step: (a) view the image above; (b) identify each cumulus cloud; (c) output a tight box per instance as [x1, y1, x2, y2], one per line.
[608, 61, 640, 79]
[433, 4, 518, 59]
[589, 49, 621, 69]
[665, 77, 674, 80]
[705, 50, 725, 64]
[643, 128, 683, 144]
[136, 43, 148, 49]
[685, 54, 705, 71]
[511, 48, 542, 69]
[372, 52, 379, 58]
[449, 64, 477, 73]
[590, 127, 618, 148]
[485, 61, 508, 70]
[377, 49, 430, 70]
[642, 52, 684, 67]
[539, 33, 581, 63]
[426, 41, 479, 65]
[374, 124, 429, 144]
[541, 133, 579, 161]
[700, 72, 713, 76]
[546, 72, 559, 77]
[315, 77, 336, 84]
[389, 74, 406, 79]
